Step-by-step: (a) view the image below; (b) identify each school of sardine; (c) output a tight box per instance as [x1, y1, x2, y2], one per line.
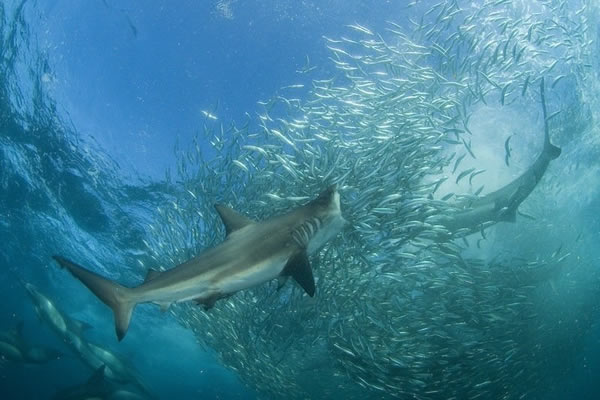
[14, 0, 592, 399]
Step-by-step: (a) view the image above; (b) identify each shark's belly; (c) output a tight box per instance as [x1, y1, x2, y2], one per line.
[216, 254, 289, 294]
[140, 252, 290, 305]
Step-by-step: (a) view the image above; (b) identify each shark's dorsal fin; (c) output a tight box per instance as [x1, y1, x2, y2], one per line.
[144, 268, 162, 283]
[87, 365, 107, 385]
[282, 252, 315, 297]
[214, 204, 255, 236]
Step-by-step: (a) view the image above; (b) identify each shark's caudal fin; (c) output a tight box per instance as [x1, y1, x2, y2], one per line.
[52, 256, 136, 341]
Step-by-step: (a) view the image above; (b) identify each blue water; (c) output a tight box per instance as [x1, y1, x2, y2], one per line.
[1, 1, 599, 399]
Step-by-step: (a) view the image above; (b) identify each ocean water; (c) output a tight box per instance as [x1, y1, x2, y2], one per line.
[1, 1, 599, 399]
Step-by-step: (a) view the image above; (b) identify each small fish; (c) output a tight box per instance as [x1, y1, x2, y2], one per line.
[296, 55, 317, 74]
[552, 74, 566, 88]
[500, 84, 510, 105]
[452, 153, 466, 173]
[521, 75, 530, 96]
[546, 110, 561, 122]
[469, 169, 486, 185]
[504, 134, 513, 166]
[432, 177, 448, 194]
[551, 243, 563, 258]
[201, 110, 218, 120]
[456, 168, 476, 184]
[462, 138, 476, 159]
[346, 23, 374, 36]
[441, 192, 455, 201]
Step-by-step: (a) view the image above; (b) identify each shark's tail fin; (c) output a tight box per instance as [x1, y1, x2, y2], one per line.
[540, 77, 561, 160]
[52, 255, 136, 341]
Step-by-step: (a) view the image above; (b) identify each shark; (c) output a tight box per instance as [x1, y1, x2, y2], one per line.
[0, 321, 63, 365]
[53, 185, 346, 341]
[438, 79, 561, 236]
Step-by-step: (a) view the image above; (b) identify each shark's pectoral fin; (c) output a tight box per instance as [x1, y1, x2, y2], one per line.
[214, 204, 255, 236]
[282, 252, 315, 297]
[144, 269, 163, 283]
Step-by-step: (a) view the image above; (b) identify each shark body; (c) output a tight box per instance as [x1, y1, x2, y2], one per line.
[439, 80, 561, 235]
[53, 185, 345, 340]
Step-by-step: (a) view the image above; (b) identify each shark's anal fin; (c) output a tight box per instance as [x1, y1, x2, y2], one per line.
[214, 204, 255, 236]
[194, 292, 228, 310]
[282, 252, 315, 297]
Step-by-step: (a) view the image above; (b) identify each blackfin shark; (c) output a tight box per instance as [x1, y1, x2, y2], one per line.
[439, 79, 561, 235]
[53, 185, 346, 341]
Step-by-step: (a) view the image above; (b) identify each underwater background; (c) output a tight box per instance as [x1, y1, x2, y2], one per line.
[1, 0, 599, 399]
